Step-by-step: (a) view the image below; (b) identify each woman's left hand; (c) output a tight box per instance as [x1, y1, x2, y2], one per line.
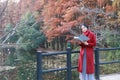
[83, 41, 88, 45]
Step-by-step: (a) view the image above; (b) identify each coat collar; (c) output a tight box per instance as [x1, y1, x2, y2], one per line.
[83, 30, 90, 36]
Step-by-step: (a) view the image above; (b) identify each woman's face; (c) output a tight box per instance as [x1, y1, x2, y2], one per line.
[81, 25, 87, 32]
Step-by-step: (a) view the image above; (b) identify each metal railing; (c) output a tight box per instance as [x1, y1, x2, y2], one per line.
[37, 47, 120, 80]
[94, 47, 120, 80]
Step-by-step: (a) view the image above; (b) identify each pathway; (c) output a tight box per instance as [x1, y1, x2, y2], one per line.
[100, 73, 120, 80]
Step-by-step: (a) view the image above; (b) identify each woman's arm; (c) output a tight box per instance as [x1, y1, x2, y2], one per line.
[82, 33, 96, 47]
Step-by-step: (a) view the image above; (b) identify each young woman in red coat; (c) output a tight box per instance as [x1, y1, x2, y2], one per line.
[74, 24, 96, 80]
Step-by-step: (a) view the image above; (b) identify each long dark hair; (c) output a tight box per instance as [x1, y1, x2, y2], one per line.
[82, 23, 89, 29]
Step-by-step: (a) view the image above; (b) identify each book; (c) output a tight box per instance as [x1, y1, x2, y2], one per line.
[69, 29, 89, 42]
[74, 34, 89, 42]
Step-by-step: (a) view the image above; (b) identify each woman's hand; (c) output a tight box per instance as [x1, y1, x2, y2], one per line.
[83, 41, 88, 45]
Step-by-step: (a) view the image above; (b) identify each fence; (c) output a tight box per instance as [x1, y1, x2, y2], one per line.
[94, 47, 120, 80]
[37, 47, 120, 80]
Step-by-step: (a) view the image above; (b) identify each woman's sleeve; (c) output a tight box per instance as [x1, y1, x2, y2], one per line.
[87, 33, 96, 47]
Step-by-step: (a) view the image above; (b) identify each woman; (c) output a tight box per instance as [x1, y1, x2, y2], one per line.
[74, 24, 96, 80]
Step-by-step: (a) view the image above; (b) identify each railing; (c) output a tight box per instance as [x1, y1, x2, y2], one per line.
[94, 47, 120, 80]
[37, 47, 120, 80]
[37, 47, 76, 80]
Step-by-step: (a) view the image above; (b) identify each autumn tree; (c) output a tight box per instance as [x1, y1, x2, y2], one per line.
[1, 0, 120, 47]
[41, 0, 119, 47]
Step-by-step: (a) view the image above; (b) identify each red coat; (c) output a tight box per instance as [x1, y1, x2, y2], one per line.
[77, 30, 96, 74]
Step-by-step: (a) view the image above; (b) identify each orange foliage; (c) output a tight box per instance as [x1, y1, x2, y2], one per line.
[1, 0, 116, 43]
[63, 6, 80, 22]
[0, 0, 45, 31]
[42, 0, 89, 41]
[77, 16, 85, 23]
[42, 0, 82, 41]
[33, 0, 45, 11]
[105, 4, 114, 13]
[97, 0, 109, 8]
[2, 0, 113, 42]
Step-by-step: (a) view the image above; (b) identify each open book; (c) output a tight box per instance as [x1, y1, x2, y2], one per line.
[69, 29, 89, 42]
[74, 34, 89, 42]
